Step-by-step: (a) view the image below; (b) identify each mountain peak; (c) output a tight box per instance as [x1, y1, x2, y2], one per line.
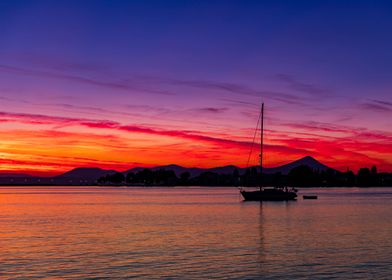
[297, 155, 319, 163]
[263, 156, 334, 175]
[56, 167, 116, 179]
[290, 156, 331, 170]
[303, 155, 316, 160]
[160, 164, 182, 168]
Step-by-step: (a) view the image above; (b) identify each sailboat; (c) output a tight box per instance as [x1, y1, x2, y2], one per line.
[240, 103, 297, 201]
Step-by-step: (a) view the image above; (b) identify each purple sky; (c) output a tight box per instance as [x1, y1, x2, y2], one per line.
[0, 0, 391, 174]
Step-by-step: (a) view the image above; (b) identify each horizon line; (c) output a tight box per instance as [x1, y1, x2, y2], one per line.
[1, 155, 387, 177]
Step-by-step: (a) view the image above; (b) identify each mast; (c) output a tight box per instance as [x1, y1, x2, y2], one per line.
[260, 102, 264, 190]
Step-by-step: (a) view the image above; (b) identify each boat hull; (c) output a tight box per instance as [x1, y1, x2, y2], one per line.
[240, 189, 297, 201]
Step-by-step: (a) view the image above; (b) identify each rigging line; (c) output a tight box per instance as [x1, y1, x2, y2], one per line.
[246, 110, 261, 169]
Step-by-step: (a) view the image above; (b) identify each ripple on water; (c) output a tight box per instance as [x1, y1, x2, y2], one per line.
[1, 187, 392, 279]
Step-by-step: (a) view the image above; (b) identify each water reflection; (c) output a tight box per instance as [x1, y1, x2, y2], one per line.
[257, 202, 266, 274]
[1, 187, 392, 279]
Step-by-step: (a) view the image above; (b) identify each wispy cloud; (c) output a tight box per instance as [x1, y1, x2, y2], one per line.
[361, 99, 392, 113]
[0, 64, 173, 95]
[279, 137, 387, 164]
[0, 111, 308, 156]
[48, 103, 145, 119]
[192, 107, 228, 114]
[361, 103, 392, 113]
[276, 74, 331, 96]
[219, 98, 258, 108]
[137, 75, 308, 105]
[370, 99, 392, 107]
[282, 121, 350, 135]
[1, 56, 326, 108]
[282, 120, 392, 141]
[9, 52, 110, 73]
[0, 111, 86, 125]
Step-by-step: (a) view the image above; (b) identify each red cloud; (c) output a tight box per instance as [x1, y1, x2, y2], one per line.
[0, 111, 306, 155]
[1, 111, 391, 172]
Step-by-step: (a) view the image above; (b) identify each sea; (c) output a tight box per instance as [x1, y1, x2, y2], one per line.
[1, 186, 391, 279]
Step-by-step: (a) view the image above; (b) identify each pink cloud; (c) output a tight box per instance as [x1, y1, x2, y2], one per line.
[0, 111, 308, 156]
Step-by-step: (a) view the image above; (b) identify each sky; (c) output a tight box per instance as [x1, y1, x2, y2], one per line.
[0, 0, 391, 176]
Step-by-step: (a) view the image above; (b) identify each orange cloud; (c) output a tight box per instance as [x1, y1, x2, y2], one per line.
[0, 110, 391, 175]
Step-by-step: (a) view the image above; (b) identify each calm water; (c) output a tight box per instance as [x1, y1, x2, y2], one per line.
[1, 187, 391, 279]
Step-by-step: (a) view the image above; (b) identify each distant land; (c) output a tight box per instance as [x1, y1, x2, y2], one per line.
[0, 156, 325, 185]
[0, 156, 390, 186]
[124, 156, 332, 177]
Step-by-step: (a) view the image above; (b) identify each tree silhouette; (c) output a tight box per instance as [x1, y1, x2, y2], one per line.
[126, 172, 135, 184]
[180, 172, 190, 185]
[95, 164, 391, 187]
[232, 168, 240, 186]
[358, 167, 371, 186]
[288, 165, 314, 187]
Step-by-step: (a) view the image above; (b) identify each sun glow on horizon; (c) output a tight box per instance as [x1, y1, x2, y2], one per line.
[0, 107, 391, 176]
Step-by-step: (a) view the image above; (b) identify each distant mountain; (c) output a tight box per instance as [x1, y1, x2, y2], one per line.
[209, 165, 240, 175]
[124, 156, 334, 177]
[263, 156, 333, 175]
[125, 164, 204, 177]
[126, 164, 246, 177]
[0, 156, 336, 185]
[55, 167, 116, 181]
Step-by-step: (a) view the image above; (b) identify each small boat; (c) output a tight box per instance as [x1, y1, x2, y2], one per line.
[303, 195, 318, 199]
[240, 103, 297, 201]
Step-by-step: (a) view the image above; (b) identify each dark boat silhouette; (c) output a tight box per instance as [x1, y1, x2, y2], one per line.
[240, 103, 297, 201]
[241, 187, 297, 201]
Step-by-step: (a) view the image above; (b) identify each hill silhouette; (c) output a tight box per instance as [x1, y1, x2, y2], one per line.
[0, 156, 333, 184]
[125, 156, 333, 177]
[0, 156, 331, 182]
[3, 156, 390, 186]
[264, 156, 331, 174]
[55, 167, 117, 180]
[126, 164, 205, 177]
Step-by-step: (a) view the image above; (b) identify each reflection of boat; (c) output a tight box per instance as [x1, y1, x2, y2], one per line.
[240, 103, 297, 201]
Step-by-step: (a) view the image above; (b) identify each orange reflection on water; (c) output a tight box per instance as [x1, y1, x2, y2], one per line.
[1, 187, 392, 278]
